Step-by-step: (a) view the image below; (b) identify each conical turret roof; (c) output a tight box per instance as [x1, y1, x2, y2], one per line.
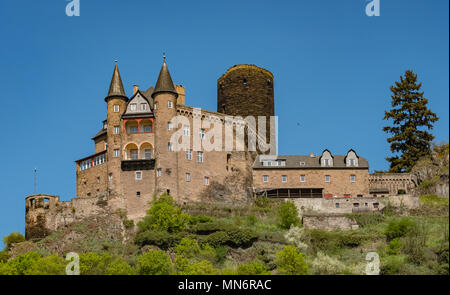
[152, 58, 178, 98]
[105, 62, 127, 101]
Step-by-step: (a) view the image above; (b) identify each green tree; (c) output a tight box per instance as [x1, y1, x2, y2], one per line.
[237, 261, 271, 275]
[137, 250, 172, 275]
[275, 245, 308, 275]
[6, 252, 41, 275]
[3, 232, 25, 250]
[277, 201, 299, 229]
[182, 260, 219, 275]
[24, 255, 66, 275]
[175, 238, 200, 258]
[0, 262, 16, 275]
[79, 252, 113, 275]
[106, 258, 137, 275]
[385, 218, 417, 240]
[383, 70, 439, 172]
[0, 250, 8, 263]
[137, 194, 190, 233]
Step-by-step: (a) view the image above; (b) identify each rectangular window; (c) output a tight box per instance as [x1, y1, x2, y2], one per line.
[204, 176, 209, 185]
[186, 173, 191, 182]
[353, 203, 359, 208]
[143, 124, 152, 133]
[108, 173, 113, 181]
[263, 175, 269, 183]
[168, 101, 173, 108]
[197, 151, 203, 163]
[199, 129, 205, 139]
[144, 149, 152, 159]
[183, 125, 190, 136]
[136, 191, 141, 198]
[373, 203, 379, 209]
[282, 175, 287, 182]
[130, 103, 137, 111]
[186, 149, 192, 160]
[157, 168, 162, 177]
[168, 143, 173, 152]
[114, 126, 120, 134]
[131, 149, 138, 160]
[324, 159, 330, 166]
[325, 175, 331, 182]
[130, 126, 138, 133]
[141, 103, 147, 111]
[114, 149, 119, 158]
[299, 162, 306, 167]
[135, 171, 142, 180]
[335, 203, 340, 208]
[350, 175, 356, 182]
[168, 122, 173, 130]
[113, 105, 119, 112]
[300, 175, 306, 182]
[154, 102, 157, 110]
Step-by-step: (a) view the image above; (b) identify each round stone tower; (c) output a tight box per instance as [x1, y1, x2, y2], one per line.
[217, 64, 275, 149]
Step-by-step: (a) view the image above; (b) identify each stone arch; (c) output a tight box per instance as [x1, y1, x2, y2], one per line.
[123, 142, 139, 160]
[139, 142, 154, 159]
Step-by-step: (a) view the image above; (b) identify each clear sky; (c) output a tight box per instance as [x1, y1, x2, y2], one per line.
[0, 0, 448, 245]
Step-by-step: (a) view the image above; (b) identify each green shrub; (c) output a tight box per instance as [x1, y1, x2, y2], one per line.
[24, 255, 66, 275]
[106, 258, 137, 275]
[182, 260, 219, 275]
[137, 250, 172, 275]
[276, 245, 308, 275]
[277, 201, 299, 229]
[307, 230, 340, 252]
[385, 218, 417, 240]
[79, 252, 113, 275]
[226, 228, 258, 248]
[345, 213, 384, 227]
[0, 250, 8, 263]
[199, 244, 216, 261]
[419, 194, 449, 206]
[237, 261, 270, 275]
[175, 238, 200, 258]
[189, 214, 213, 225]
[0, 262, 16, 275]
[245, 214, 258, 226]
[214, 246, 228, 263]
[134, 230, 193, 249]
[310, 252, 347, 275]
[201, 231, 229, 248]
[401, 221, 428, 265]
[380, 255, 406, 275]
[137, 194, 190, 233]
[191, 221, 231, 235]
[3, 232, 25, 250]
[387, 238, 402, 255]
[6, 252, 41, 275]
[339, 233, 365, 248]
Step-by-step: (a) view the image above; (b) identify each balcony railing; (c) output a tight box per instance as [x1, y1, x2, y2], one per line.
[121, 159, 156, 171]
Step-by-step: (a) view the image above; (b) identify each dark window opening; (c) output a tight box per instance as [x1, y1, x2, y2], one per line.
[136, 192, 141, 198]
[243, 79, 247, 86]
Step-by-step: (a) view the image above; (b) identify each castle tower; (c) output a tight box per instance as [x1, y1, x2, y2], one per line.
[217, 65, 275, 150]
[105, 61, 128, 198]
[152, 57, 180, 199]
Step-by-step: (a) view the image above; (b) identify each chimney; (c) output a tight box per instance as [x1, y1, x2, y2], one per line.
[133, 85, 139, 94]
[310, 152, 315, 157]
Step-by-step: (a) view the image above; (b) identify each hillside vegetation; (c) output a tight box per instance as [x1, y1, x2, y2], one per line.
[1, 192, 448, 275]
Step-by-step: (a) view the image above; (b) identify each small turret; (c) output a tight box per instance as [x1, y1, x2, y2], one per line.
[105, 61, 127, 102]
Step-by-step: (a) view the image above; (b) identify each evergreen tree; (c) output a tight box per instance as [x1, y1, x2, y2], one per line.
[383, 70, 438, 172]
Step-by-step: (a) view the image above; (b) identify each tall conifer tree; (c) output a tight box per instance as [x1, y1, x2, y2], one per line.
[383, 70, 438, 172]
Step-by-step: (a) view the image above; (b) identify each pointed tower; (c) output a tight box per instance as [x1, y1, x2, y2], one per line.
[105, 61, 128, 199]
[152, 56, 180, 200]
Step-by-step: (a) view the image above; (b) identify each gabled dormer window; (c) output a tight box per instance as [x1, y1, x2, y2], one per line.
[141, 103, 147, 111]
[130, 103, 137, 111]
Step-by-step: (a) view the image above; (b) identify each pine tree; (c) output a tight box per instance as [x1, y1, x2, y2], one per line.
[383, 70, 438, 172]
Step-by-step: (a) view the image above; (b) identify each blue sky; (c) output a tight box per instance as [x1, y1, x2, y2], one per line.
[0, 0, 448, 245]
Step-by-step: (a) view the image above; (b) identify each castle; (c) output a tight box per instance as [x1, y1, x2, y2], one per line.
[25, 58, 414, 239]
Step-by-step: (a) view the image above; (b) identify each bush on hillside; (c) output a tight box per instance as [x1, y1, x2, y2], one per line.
[3, 232, 25, 250]
[385, 218, 417, 240]
[277, 201, 299, 229]
[137, 250, 172, 275]
[275, 245, 308, 275]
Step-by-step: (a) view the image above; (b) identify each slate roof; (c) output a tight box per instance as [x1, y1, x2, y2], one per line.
[253, 154, 369, 169]
[105, 62, 128, 101]
[152, 59, 178, 98]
